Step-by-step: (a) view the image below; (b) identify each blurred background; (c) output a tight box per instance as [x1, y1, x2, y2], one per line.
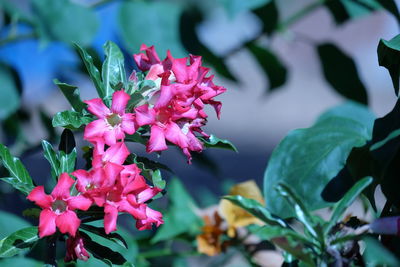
[0, 0, 398, 213]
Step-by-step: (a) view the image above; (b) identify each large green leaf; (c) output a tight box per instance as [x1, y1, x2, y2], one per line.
[52, 110, 93, 130]
[264, 103, 374, 218]
[363, 237, 400, 266]
[0, 144, 34, 195]
[74, 43, 105, 99]
[317, 43, 368, 105]
[53, 79, 85, 112]
[32, 0, 98, 45]
[151, 178, 201, 243]
[377, 34, 400, 95]
[247, 42, 287, 92]
[0, 227, 39, 257]
[102, 41, 127, 100]
[119, 1, 186, 57]
[0, 211, 31, 239]
[0, 63, 20, 120]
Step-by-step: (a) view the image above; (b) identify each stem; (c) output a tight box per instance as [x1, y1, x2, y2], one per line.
[0, 33, 36, 46]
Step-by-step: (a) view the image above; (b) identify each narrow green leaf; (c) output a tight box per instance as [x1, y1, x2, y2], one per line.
[0, 63, 20, 120]
[247, 42, 287, 92]
[325, 177, 372, 234]
[370, 128, 400, 151]
[0, 226, 39, 257]
[41, 140, 60, 179]
[53, 79, 85, 112]
[223, 195, 288, 227]
[102, 41, 127, 99]
[52, 110, 93, 130]
[80, 224, 128, 249]
[377, 34, 400, 95]
[0, 144, 34, 195]
[58, 149, 77, 174]
[74, 43, 105, 99]
[317, 43, 368, 104]
[198, 134, 238, 152]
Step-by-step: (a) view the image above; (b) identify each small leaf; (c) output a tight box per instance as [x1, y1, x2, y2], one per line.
[53, 79, 85, 112]
[52, 110, 93, 130]
[151, 169, 166, 190]
[0, 227, 39, 257]
[80, 224, 128, 249]
[58, 129, 76, 154]
[247, 42, 287, 92]
[58, 149, 77, 175]
[325, 177, 372, 234]
[74, 43, 105, 99]
[0, 144, 34, 195]
[377, 34, 400, 95]
[317, 43, 368, 104]
[363, 236, 400, 266]
[102, 41, 127, 100]
[198, 134, 238, 152]
[41, 140, 60, 179]
[223, 195, 288, 228]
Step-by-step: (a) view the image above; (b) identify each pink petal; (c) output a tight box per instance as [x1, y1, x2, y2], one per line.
[121, 113, 136, 135]
[111, 90, 130, 114]
[104, 205, 118, 234]
[83, 119, 107, 141]
[103, 128, 118, 146]
[146, 64, 165, 80]
[155, 85, 174, 108]
[103, 142, 130, 165]
[135, 105, 156, 126]
[72, 169, 90, 193]
[147, 125, 167, 152]
[84, 98, 110, 118]
[51, 173, 74, 199]
[171, 57, 188, 82]
[67, 195, 92, 211]
[136, 207, 163, 230]
[103, 162, 124, 186]
[137, 187, 162, 204]
[164, 122, 188, 149]
[38, 209, 57, 238]
[56, 210, 81, 237]
[27, 186, 52, 209]
[118, 199, 146, 220]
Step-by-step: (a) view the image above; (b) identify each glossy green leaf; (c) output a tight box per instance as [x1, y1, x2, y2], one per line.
[32, 0, 98, 45]
[0, 227, 39, 257]
[42, 140, 60, 179]
[80, 224, 128, 249]
[58, 149, 76, 175]
[102, 41, 127, 100]
[151, 178, 201, 243]
[264, 103, 374, 218]
[119, 1, 186, 57]
[52, 110, 92, 130]
[74, 43, 105, 99]
[199, 134, 238, 152]
[53, 79, 85, 112]
[0, 63, 20, 120]
[377, 34, 400, 95]
[223, 195, 288, 227]
[58, 128, 76, 154]
[363, 237, 400, 266]
[0, 144, 34, 195]
[317, 43, 368, 104]
[325, 177, 372, 234]
[247, 42, 287, 92]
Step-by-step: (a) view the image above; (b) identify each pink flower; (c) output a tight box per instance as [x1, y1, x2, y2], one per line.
[27, 173, 92, 238]
[84, 90, 136, 146]
[65, 233, 90, 262]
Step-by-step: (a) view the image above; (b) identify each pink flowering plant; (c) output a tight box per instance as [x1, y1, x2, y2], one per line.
[0, 41, 235, 266]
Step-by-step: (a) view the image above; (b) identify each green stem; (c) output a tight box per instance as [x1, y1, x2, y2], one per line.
[0, 33, 36, 46]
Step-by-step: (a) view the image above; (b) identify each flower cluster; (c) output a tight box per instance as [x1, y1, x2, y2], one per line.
[28, 90, 163, 262]
[133, 45, 226, 163]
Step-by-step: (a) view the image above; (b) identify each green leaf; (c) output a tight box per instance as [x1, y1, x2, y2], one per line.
[0, 210, 31, 239]
[31, 0, 98, 45]
[247, 42, 287, 92]
[325, 0, 380, 25]
[264, 103, 374, 218]
[370, 128, 400, 151]
[58, 128, 76, 154]
[74, 43, 105, 99]
[41, 140, 60, 179]
[317, 43, 368, 105]
[198, 134, 238, 152]
[80, 224, 128, 249]
[53, 79, 85, 112]
[102, 41, 127, 100]
[253, 1, 279, 35]
[223, 195, 288, 227]
[377, 34, 400, 95]
[325, 177, 372, 234]
[151, 178, 200, 243]
[119, 1, 186, 57]
[52, 110, 93, 130]
[0, 144, 34, 195]
[218, 0, 272, 17]
[0, 227, 39, 257]
[58, 149, 76, 175]
[0, 63, 20, 120]
[363, 236, 400, 266]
